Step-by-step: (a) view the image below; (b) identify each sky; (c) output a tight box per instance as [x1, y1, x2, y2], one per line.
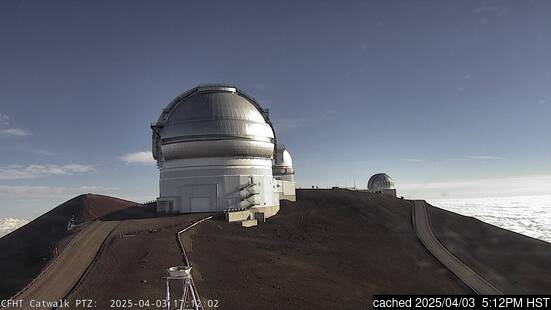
[0, 0, 550, 219]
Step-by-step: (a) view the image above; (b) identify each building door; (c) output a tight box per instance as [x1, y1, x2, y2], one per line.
[181, 184, 217, 213]
[190, 197, 210, 212]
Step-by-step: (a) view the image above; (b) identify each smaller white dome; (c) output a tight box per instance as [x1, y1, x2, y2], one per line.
[368, 173, 395, 191]
[273, 144, 294, 181]
[275, 145, 293, 168]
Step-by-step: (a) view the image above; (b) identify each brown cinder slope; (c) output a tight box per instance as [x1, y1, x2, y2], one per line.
[428, 205, 551, 294]
[64, 190, 469, 310]
[26, 190, 551, 309]
[64, 212, 211, 309]
[0, 194, 135, 299]
[185, 189, 471, 310]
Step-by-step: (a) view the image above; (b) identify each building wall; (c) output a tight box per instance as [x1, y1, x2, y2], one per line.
[358, 188, 397, 197]
[157, 157, 279, 213]
[274, 173, 295, 182]
[274, 179, 297, 201]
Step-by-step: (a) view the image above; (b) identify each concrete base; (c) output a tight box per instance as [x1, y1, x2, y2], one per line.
[226, 205, 279, 227]
[241, 219, 258, 228]
[279, 195, 296, 202]
[251, 205, 280, 218]
[226, 210, 253, 223]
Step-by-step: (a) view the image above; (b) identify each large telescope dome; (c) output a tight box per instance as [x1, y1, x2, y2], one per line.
[153, 84, 288, 216]
[152, 85, 275, 163]
[368, 173, 395, 191]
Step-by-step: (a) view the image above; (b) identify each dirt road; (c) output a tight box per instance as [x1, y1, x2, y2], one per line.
[14, 220, 119, 308]
[411, 200, 502, 295]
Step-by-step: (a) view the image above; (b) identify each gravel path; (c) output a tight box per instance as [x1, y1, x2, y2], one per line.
[15, 220, 119, 308]
[411, 200, 502, 295]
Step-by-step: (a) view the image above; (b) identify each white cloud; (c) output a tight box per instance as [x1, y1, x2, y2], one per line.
[401, 158, 425, 163]
[8, 144, 55, 156]
[0, 113, 9, 126]
[35, 149, 55, 156]
[466, 155, 504, 160]
[0, 218, 29, 237]
[120, 151, 155, 165]
[0, 185, 117, 200]
[0, 128, 32, 137]
[0, 164, 96, 180]
[399, 175, 551, 199]
[0, 113, 32, 138]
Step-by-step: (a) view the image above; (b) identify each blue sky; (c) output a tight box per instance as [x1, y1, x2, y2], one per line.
[1, 0, 550, 219]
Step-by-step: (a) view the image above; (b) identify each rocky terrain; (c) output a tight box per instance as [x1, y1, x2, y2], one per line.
[2, 189, 550, 310]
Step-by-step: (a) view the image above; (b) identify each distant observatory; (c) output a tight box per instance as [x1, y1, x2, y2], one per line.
[152, 85, 295, 218]
[367, 173, 396, 196]
[273, 144, 296, 200]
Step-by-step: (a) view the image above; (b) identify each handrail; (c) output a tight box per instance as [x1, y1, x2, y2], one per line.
[176, 216, 213, 268]
[174, 215, 213, 309]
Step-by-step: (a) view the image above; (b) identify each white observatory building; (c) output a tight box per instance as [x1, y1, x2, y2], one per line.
[152, 85, 295, 219]
[273, 144, 296, 201]
[367, 173, 396, 196]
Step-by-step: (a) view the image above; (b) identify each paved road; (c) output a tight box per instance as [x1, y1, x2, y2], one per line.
[411, 200, 502, 295]
[15, 220, 119, 308]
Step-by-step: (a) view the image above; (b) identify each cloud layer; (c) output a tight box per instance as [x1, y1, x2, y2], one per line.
[0, 128, 32, 137]
[0, 185, 117, 199]
[0, 113, 32, 137]
[466, 155, 504, 160]
[120, 151, 155, 165]
[0, 218, 29, 237]
[0, 164, 96, 180]
[399, 174, 551, 199]
[0, 113, 9, 126]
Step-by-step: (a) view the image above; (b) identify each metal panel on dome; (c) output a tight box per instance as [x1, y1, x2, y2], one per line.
[368, 173, 395, 191]
[161, 120, 274, 141]
[197, 85, 236, 93]
[168, 97, 214, 122]
[161, 139, 274, 160]
[154, 89, 275, 162]
[168, 92, 266, 123]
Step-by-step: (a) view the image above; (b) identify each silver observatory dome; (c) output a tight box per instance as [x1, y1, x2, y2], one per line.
[273, 144, 295, 182]
[274, 145, 293, 171]
[152, 85, 276, 163]
[368, 173, 395, 191]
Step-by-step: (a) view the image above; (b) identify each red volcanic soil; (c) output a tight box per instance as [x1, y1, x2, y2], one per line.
[183, 189, 471, 310]
[428, 205, 551, 294]
[64, 189, 470, 310]
[65, 212, 212, 309]
[7, 190, 551, 309]
[78, 194, 137, 222]
[0, 194, 136, 299]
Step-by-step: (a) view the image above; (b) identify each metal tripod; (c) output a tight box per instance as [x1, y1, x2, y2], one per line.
[165, 266, 203, 310]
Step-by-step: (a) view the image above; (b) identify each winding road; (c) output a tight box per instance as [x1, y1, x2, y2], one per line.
[411, 200, 502, 295]
[13, 220, 119, 309]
